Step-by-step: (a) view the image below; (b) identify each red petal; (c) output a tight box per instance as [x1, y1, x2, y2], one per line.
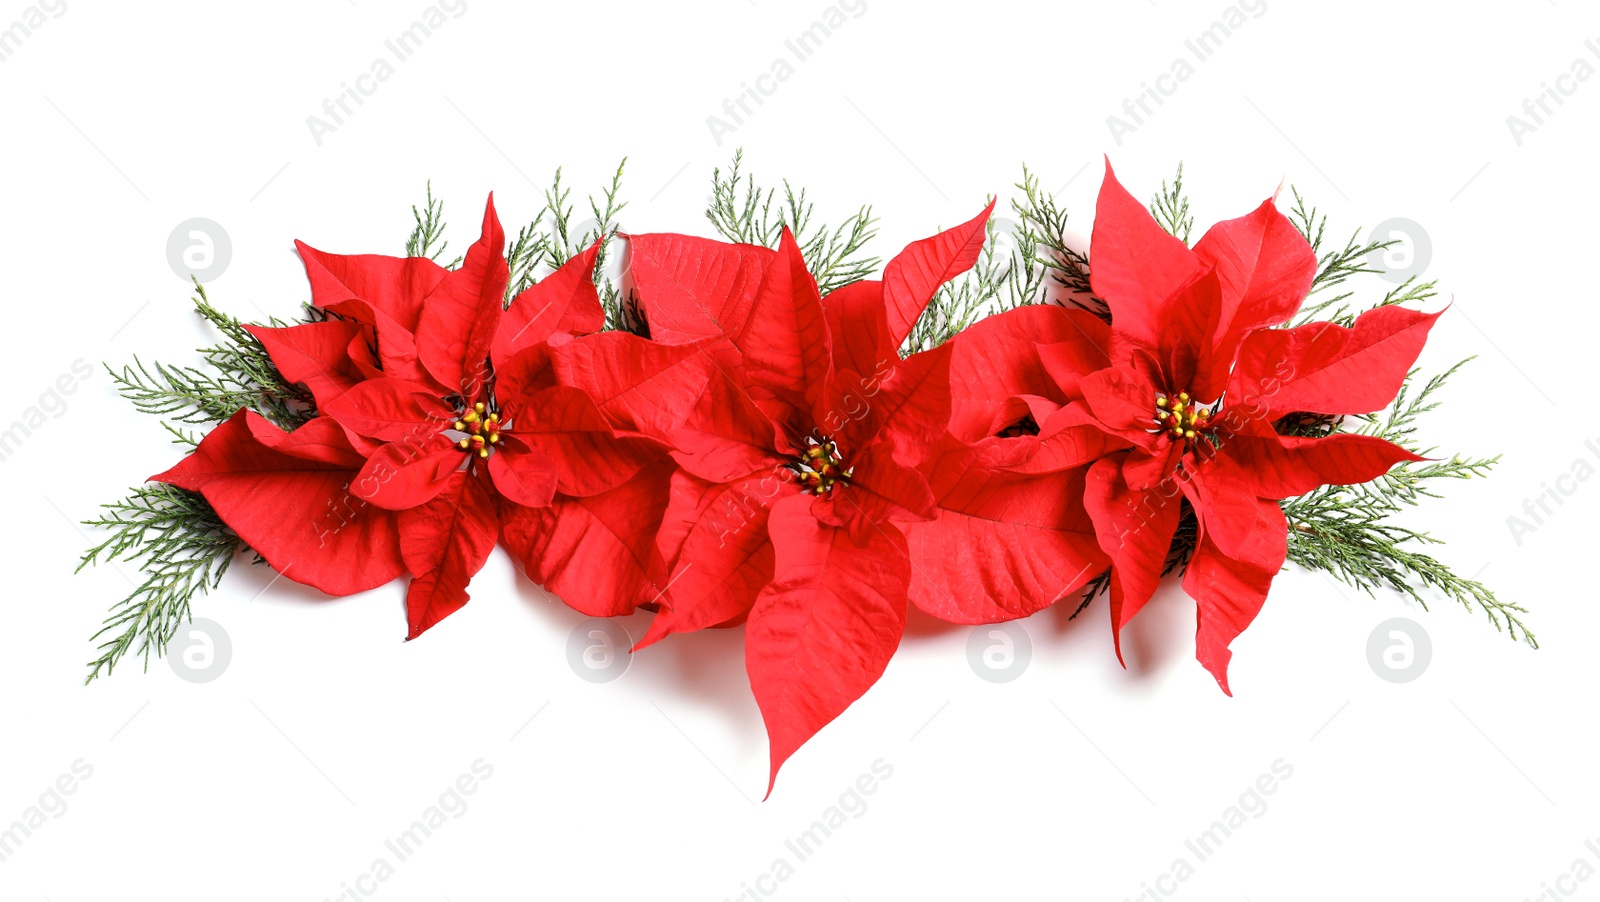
[984, 404, 1127, 475]
[1083, 455, 1184, 663]
[836, 441, 937, 524]
[637, 471, 785, 647]
[738, 227, 832, 410]
[947, 304, 1109, 441]
[295, 240, 447, 334]
[493, 239, 605, 364]
[747, 494, 910, 796]
[499, 458, 674, 617]
[1089, 160, 1205, 349]
[486, 437, 559, 508]
[626, 232, 774, 351]
[1179, 467, 1288, 695]
[244, 321, 367, 410]
[398, 470, 500, 638]
[670, 365, 785, 483]
[415, 195, 508, 398]
[1229, 305, 1443, 420]
[150, 411, 405, 597]
[824, 342, 953, 470]
[1217, 431, 1423, 500]
[881, 200, 994, 348]
[907, 435, 1105, 622]
[822, 280, 895, 380]
[322, 298, 441, 391]
[1154, 269, 1225, 399]
[508, 386, 661, 497]
[1190, 197, 1317, 397]
[670, 426, 784, 485]
[349, 437, 461, 511]
[549, 332, 718, 437]
[1079, 367, 1160, 450]
[323, 376, 453, 443]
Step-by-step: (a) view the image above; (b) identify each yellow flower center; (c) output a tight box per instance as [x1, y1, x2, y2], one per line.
[453, 401, 506, 459]
[1153, 390, 1212, 442]
[792, 438, 852, 495]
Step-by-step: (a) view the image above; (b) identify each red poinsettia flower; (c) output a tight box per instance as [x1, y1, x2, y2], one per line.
[159, 196, 679, 639]
[608, 208, 992, 793]
[1073, 161, 1440, 692]
[309, 197, 667, 637]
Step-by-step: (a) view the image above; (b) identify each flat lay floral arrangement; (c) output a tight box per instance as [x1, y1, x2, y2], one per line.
[81, 154, 1536, 794]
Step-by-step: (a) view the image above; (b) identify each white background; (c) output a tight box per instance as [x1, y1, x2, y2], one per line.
[2, 1, 1595, 899]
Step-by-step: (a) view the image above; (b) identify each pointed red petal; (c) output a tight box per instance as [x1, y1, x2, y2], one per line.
[907, 435, 1105, 622]
[398, 470, 500, 638]
[1229, 305, 1443, 420]
[295, 241, 447, 333]
[837, 441, 937, 524]
[881, 201, 994, 347]
[508, 386, 661, 497]
[668, 364, 785, 483]
[493, 239, 605, 364]
[1179, 466, 1289, 695]
[1155, 269, 1225, 398]
[1083, 455, 1184, 662]
[821, 279, 895, 381]
[823, 341, 952, 471]
[499, 458, 675, 617]
[150, 411, 405, 597]
[244, 321, 367, 411]
[1079, 367, 1161, 450]
[737, 227, 832, 410]
[626, 232, 774, 350]
[322, 376, 453, 443]
[983, 404, 1128, 475]
[350, 437, 461, 511]
[747, 495, 910, 796]
[322, 298, 441, 391]
[549, 332, 718, 437]
[485, 438, 559, 508]
[415, 195, 508, 398]
[1189, 197, 1317, 398]
[1218, 431, 1423, 500]
[637, 471, 784, 647]
[1089, 160, 1205, 349]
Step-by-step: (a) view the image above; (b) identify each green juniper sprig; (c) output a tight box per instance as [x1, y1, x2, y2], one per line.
[406, 180, 455, 265]
[107, 282, 313, 432]
[87, 283, 313, 681]
[78, 484, 243, 683]
[707, 149, 880, 296]
[1283, 360, 1532, 645]
[1150, 163, 1194, 244]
